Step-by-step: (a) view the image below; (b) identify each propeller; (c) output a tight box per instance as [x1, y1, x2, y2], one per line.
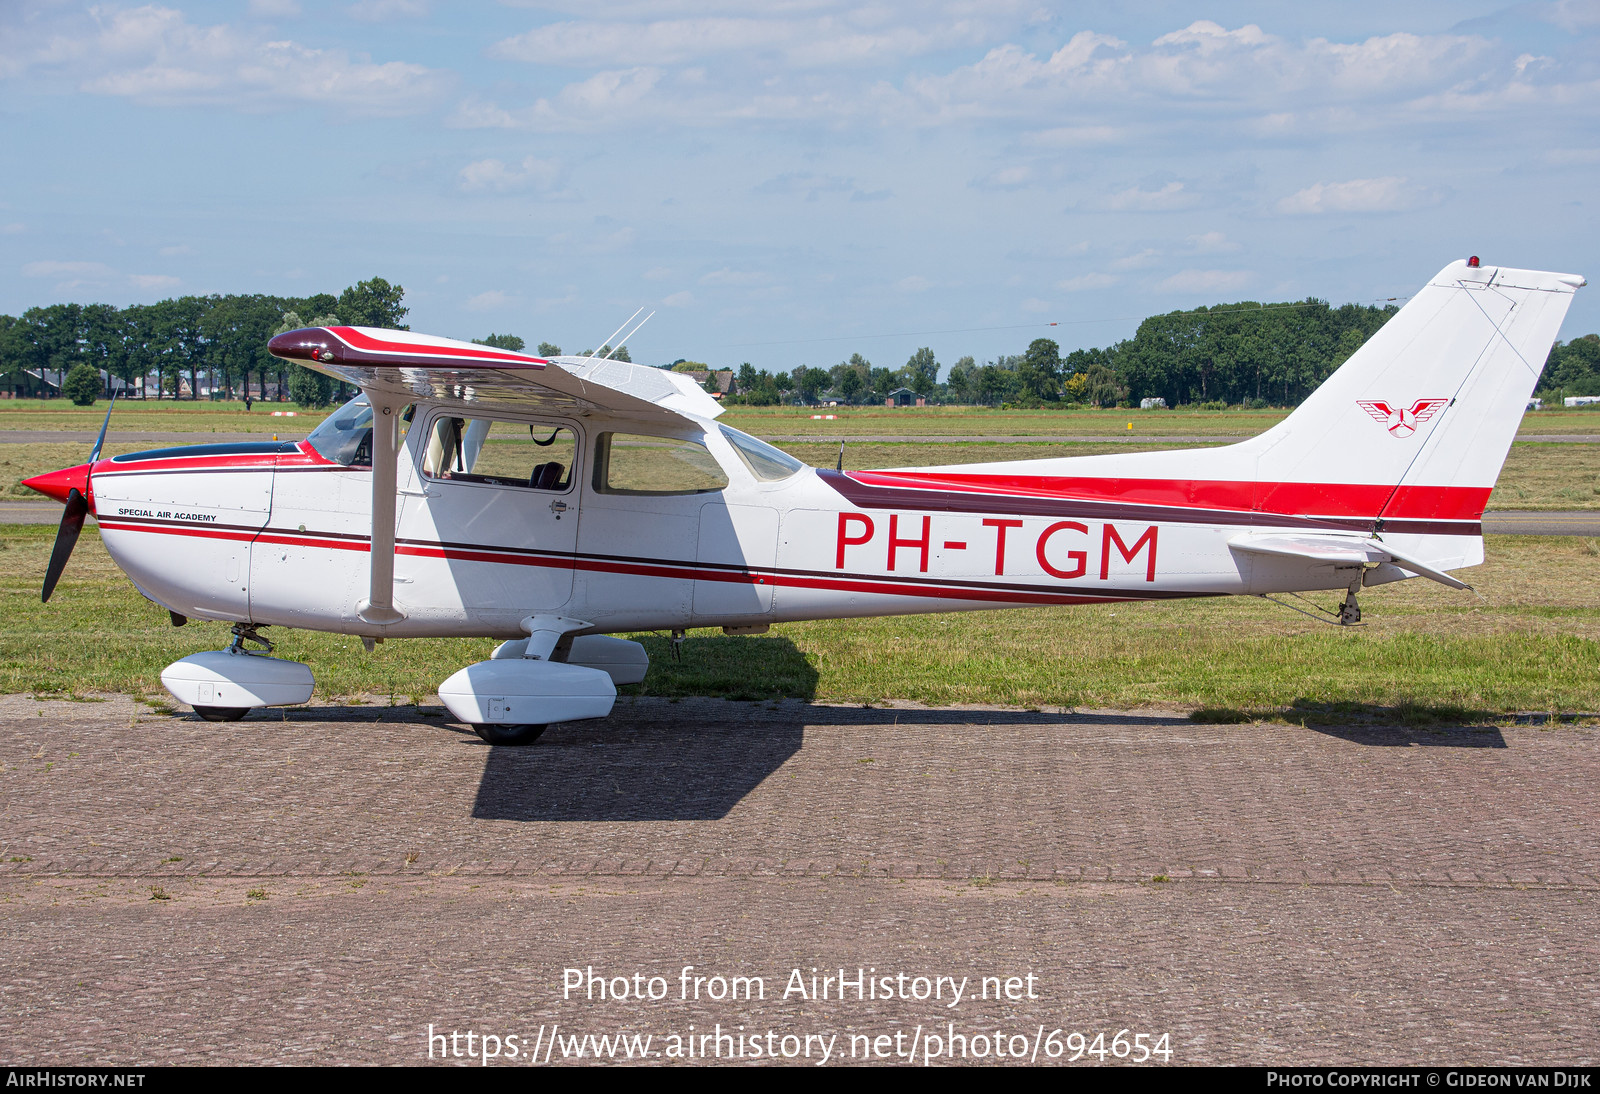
[39, 391, 116, 603]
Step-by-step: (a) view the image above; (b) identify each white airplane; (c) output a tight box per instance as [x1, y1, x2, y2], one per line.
[24, 258, 1584, 744]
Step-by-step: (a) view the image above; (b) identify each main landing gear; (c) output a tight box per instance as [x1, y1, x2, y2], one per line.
[1339, 577, 1362, 627]
[437, 622, 650, 746]
[160, 624, 315, 722]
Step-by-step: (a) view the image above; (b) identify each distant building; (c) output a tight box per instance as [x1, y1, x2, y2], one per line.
[10, 367, 133, 399]
[683, 370, 735, 395]
[885, 387, 926, 407]
[1527, 398, 1542, 411]
[1564, 396, 1600, 407]
[1140, 397, 1167, 409]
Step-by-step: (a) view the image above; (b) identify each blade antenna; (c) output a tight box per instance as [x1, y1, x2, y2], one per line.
[603, 310, 655, 359]
[837, 440, 844, 471]
[588, 307, 644, 360]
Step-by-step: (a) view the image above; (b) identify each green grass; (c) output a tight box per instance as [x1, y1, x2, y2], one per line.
[4, 524, 1598, 714]
[0, 398, 330, 435]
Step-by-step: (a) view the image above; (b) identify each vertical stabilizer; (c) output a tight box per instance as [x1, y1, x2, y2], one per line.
[1247, 260, 1583, 522]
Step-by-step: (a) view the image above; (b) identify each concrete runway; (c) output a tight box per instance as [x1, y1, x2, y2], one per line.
[0, 695, 1593, 1066]
[7, 499, 1599, 534]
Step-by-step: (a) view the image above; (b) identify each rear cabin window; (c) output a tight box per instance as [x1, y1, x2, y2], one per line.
[593, 433, 728, 496]
[719, 424, 803, 482]
[421, 416, 577, 491]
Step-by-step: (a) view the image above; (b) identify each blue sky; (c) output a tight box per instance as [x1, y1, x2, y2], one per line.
[2, 1, 1598, 374]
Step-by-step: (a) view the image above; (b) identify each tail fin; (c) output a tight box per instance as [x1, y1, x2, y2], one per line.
[1248, 260, 1584, 523]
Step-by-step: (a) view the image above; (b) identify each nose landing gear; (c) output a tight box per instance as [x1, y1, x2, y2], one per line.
[160, 623, 315, 722]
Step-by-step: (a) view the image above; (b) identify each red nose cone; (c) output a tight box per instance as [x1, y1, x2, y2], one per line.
[22, 463, 92, 505]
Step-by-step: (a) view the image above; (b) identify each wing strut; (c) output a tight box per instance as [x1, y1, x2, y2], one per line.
[358, 390, 407, 626]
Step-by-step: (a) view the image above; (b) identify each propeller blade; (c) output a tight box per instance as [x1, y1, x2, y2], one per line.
[89, 389, 118, 463]
[41, 488, 88, 603]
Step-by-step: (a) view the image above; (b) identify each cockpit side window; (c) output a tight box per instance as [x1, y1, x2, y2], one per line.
[421, 415, 577, 491]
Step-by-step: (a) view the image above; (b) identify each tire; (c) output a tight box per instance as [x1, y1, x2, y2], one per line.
[194, 705, 250, 722]
[472, 723, 547, 746]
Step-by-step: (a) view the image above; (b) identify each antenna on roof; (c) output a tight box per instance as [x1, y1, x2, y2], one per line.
[603, 310, 655, 359]
[588, 307, 644, 360]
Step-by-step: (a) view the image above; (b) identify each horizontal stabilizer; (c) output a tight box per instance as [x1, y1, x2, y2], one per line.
[1228, 533, 1472, 591]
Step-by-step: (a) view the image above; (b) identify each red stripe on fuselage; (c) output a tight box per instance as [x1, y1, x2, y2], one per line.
[96, 517, 1185, 608]
[845, 471, 1491, 521]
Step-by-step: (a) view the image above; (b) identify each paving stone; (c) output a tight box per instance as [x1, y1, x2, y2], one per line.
[1, 694, 1595, 1065]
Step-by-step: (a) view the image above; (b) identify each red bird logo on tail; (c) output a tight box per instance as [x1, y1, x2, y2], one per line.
[1357, 398, 1449, 438]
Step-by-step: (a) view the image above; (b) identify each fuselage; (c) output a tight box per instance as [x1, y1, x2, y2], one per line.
[61, 396, 1481, 640]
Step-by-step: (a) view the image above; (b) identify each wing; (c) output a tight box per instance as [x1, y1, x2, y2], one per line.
[1356, 400, 1394, 422]
[1408, 397, 1449, 423]
[268, 326, 723, 425]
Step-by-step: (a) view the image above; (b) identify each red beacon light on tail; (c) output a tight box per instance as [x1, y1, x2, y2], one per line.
[1468, 256, 1480, 268]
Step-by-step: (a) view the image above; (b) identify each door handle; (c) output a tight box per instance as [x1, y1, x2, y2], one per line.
[549, 499, 569, 517]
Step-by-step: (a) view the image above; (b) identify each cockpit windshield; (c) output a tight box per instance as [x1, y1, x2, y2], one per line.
[306, 396, 413, 467]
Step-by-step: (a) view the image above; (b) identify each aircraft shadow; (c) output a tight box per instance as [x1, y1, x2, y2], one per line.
[1194, 700, 1511, 748]
[1299, 723, 1508, 748]
[471, 634, 820, 822]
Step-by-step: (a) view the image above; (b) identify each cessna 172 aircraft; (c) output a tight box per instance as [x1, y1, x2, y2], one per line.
[23, 258, 1585, 744]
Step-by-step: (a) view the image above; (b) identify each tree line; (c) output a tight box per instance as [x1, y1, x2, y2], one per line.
[0, 278, 408, 407]
[6, 282, 1597, 409]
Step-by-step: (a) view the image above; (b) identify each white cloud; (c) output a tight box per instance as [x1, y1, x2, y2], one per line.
[248, 0, 302, 16]
[1022, 125, 1122, 147]
[458, 155, 564, 193]
[23, 260, 114, 279]
[2, 223, 23, 235]
[973, 164, 1033, 190]
[1276, 176, 1439, 214]
[348, 0, 429, 22]
[1546, 148, 1600, 165]
[1110, 249, 1162, 271]
[662, 290, 695, 307]
[896, 275, 933, 292]
[20, 6, 449, 117]
[464, 290, 510, 312]
[897, 23, 1492, 125]
[1101, 181, 1197, 211]
[1057, 272, 1117, 292]
[21, 260, 117, 292]
[158, 244, 194, 256]
[1186, 231, 1239, 253]
[1155, 269, 1253, 293]
[700, 268, 769, 287]
[128, 274, 180, 290]
[453, 68, 664, 131]
[489, 12, 995, 69]
[1019, 297, 1053, 313]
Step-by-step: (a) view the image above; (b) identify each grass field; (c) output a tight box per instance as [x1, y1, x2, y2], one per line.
[0, 399, 331, 435]
[3, 524, 1597, 717]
